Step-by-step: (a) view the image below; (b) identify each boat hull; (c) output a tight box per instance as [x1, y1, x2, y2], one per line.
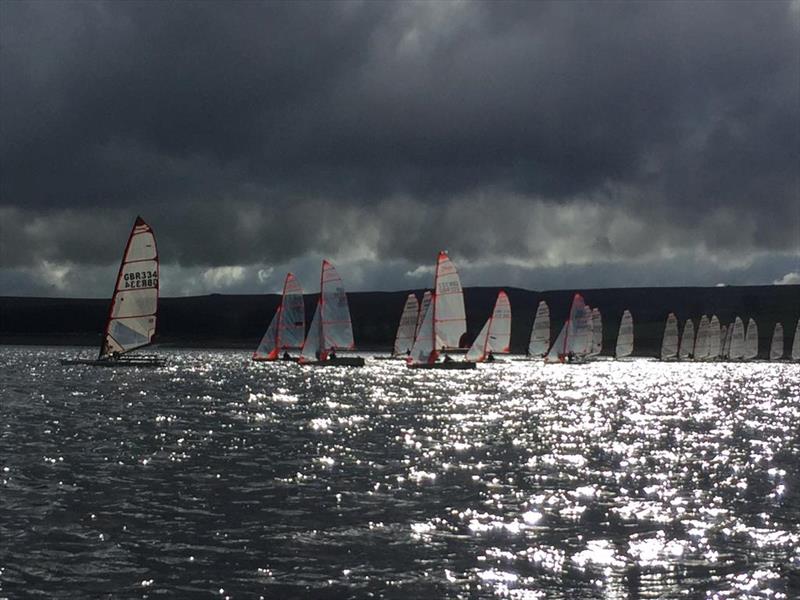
[60, 356, 165, 367]
[407, 361, 476, 370]
[301, 357, 366, 367]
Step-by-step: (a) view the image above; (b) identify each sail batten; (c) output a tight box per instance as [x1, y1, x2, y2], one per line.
[99, 217, 158, 359]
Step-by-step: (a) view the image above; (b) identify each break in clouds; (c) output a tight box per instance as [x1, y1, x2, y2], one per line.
[1, 1, 798, 296]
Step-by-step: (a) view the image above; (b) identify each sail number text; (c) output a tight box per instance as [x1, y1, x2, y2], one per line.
[123, 270, 158, 289]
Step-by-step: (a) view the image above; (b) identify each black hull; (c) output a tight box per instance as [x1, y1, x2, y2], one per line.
[301, 357, 366, 367]
[60, 357, 165, 368]
[407, 361, 476, 370]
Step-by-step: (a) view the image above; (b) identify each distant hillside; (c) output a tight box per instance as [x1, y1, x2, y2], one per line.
[1, 285, 798, 357]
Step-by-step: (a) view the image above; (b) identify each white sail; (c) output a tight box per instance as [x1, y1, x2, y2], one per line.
[708, 315, 721, 359]
[567, 294, 592, 356]
[718, 324, 727, 358]
[299, 300, 322, 363]
[770, 323, 784, 361]
[433, 251, 467, 350]
[415, 290, 432, 342]
[253, 272, 305, 360]
[693, 315, 710, 360]
[320, 260, 354, 351]
[466, 291, 511, 362]
[615, 310, 633, 358]
[744, 318, 758, 360]
[545, 322, 568, 363]
[679, 319, 695, 359]
[729, 317, 745, 359]
[590, 308, 602, 356]
[722, 323, 733, 358]
[393, 294, 419, 356]
[661, 313, 679, 360]
[792, 319, 800, 360]
[100, 216, 159, 359]
[528, 300, 550, 357]
[408, 295, 435, 365]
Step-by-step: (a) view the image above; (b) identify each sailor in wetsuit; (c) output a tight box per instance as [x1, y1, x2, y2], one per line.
[486, 351, 495, 363]
[282, 351, 291, 361]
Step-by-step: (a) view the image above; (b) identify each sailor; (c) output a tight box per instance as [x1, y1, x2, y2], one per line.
[283, 351, 291, 361]
[111, 351, 121, 361]
[487, 351, 495, 363]
[443, 354, 453, 363]
[329, 350, 337, 359]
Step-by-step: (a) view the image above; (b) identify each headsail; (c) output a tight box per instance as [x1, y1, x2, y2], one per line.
[299, 300, 322, 363]
[393, 294, 419, 356]
[792, 319, 800, 360]
[528, 301, 550, 357]
[722, 323, 734, 358]
[718, 324, 727, 359]
[466, 291, 511, 362]
[99, 216, 159, 359]
[253, 272, 305, 360]
[743, 318, 758, 360]
[433, 251, 467, 350]
[416, 291, 432, 342]
[660, 313, 679, 360]
[729, 317, 745, 359]
[545, 322, 568, 363]
[679, 319, 695, 359]
[770, 323, 784, 361]
[615, 309, 633, 358]
[408, 295, 435, 365]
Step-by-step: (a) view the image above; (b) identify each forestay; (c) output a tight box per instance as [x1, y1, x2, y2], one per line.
[528, 301, 550, 357]
[661, 313, 679, 360]
[393, 294, 419, 356]
[615, 309, 633, 358]
[100, 216, 159, 359]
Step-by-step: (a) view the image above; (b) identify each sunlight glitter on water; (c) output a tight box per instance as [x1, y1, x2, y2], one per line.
[1, 348, 798, 598]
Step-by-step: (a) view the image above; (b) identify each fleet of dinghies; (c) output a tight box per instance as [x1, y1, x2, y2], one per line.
[658, 311, 800, 362]
[57, 217, 800, 368]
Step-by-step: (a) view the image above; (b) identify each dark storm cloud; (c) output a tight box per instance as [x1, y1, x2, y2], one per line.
[1, 0, 798, 294]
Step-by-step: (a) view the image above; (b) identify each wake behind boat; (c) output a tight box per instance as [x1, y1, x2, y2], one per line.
[60, 216, 164, 368]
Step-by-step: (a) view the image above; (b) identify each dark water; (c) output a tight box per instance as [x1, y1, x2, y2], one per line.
[1, 347, 799, 599]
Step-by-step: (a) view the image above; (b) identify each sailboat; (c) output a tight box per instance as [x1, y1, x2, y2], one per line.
[527, 300, 550, 357]
[693, 315, 710, 360]
[792, 319, 800, 360]
[769, 323, 784, 361]
[589, 308, 602, 357]
[545, 293, 592, 363]
[679, 319, 695, 360]
[615, 309, 634, 359]
[729, 317, 745, 360]
[465, 291, 511, 363]
[743, 318, 759, 360]
[407, 251, 473, 369]
[61, 217, 163, 367]
[298, 260, 364, 367]
[660, 313, 679, 360]
[389, 293, 420, 358]
[252, 273, 305, 361]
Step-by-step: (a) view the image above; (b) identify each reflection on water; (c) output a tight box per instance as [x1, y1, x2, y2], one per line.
[1, 347, 798, 598]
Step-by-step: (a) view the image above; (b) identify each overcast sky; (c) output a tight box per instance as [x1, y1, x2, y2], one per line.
[1, 0, 798, 297]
